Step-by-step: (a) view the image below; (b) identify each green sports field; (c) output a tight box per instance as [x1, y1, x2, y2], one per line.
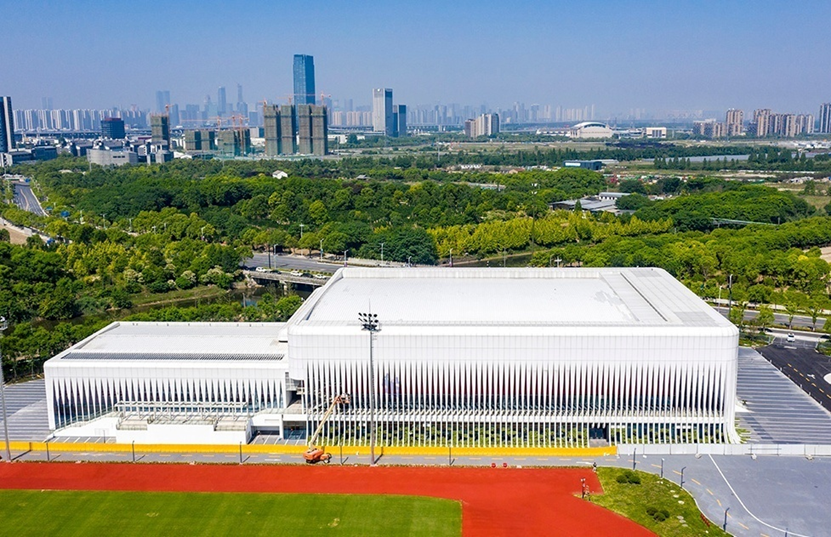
[0, 490, 461, 536]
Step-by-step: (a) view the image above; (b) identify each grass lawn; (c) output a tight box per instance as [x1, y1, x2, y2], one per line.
[591, 467, 729, 537]
[0, 490, 460, 537]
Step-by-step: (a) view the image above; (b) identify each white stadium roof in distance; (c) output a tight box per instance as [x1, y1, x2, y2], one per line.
[50, 322, 288, 362]
[295, 267, 735, 329]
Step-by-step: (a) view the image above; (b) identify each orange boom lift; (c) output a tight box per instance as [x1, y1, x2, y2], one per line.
[303, 393, 350, 464]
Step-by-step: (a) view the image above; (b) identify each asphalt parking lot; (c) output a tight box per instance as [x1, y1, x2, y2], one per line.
[757, 345, 831, 414]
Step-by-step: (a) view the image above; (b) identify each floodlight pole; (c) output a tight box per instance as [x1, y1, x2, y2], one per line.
[0, 317, 11, 462]
[359, 312, 380, 466]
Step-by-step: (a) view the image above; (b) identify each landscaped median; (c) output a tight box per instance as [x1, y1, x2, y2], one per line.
[4, 440, 615, 459]
[591, 467, 727, 537]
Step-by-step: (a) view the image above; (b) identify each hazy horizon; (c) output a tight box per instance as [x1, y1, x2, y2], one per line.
[4, 0, 831, 116]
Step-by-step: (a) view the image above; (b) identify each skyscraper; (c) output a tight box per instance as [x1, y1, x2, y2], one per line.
[293, 55, 316, 106]
[393, 104, 407, 137]
[725, 109, 743, 136]
[236, 84, 248, 116]
[372, 88, 394, 136]
[155, 90, 170, 113]
[820, 103, 831, 134]
[0, 96, 15, 152]
[218, 86, 227, 115]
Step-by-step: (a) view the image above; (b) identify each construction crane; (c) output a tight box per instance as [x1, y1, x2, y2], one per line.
[303, 393, 350, 464]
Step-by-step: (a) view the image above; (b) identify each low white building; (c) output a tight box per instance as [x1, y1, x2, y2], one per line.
[87, 148, 138, 167]
[45, 267, 739, 446]
[45, 322, 293, 444]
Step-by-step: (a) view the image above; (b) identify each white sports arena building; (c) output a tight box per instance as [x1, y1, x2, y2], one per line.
[45, 267, 740, 446]
[567, 121, 615, 139]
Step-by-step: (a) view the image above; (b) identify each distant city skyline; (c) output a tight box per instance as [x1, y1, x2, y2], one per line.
[3, 1, 831, 115]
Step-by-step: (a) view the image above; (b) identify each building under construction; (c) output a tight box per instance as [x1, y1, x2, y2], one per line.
[263, 103, 327, 157]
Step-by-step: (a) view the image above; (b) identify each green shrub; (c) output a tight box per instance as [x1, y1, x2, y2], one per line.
[616, 470, 641, 484]
[646, 506, 670, 522]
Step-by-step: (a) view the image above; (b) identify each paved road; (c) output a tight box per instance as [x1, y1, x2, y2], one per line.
[715, 306, 826, 332]
[12, 181, 47, 217]
[758, 345, 831, 414]
[243, 253, 340, 273]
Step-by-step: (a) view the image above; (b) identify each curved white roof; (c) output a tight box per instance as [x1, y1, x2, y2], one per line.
[572, 121, 610, 129]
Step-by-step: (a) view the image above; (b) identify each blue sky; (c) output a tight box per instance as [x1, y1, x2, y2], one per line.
[4, 0, 830, 116]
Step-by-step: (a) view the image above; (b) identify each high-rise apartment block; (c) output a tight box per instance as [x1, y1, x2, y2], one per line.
[693, 119, 727, 138]
[263, 105, 281, 156]
[297, 105, 313, 155]
[101, 117, 125, 139]
[1, 96, 15, 152]
[311, 105, 328, 156]
[372, 88, 394, 136]
[751, 109, 813, 137]
[263, 103, 327, 156]
[150, 114, 170, 145]
[280, 105, 298, 155]
[754, 109, 771, 137]
[464, 113, 500, 138]
[725, 109, 743, 136]
[293, 55, 316, 106]
[819, 103, 831, 133]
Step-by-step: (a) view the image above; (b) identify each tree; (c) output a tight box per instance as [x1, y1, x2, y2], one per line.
[783, 302, 801, 330]
[806, 300, 822, 331]
[754, 305, 775, 333]
[728, 302, 747, 331]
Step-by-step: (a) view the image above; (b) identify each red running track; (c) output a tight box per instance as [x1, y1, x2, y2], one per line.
[0, 463, 653, 536]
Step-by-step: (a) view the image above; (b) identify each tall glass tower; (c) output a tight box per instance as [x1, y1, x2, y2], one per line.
[0, 96, 15, 153]
[293, 55, 316, 105]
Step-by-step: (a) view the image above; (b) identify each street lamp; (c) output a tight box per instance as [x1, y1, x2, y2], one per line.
[299, 223, 305, 239]
[407, 256, 412, 267]
[343, 250, 348, 267]
[380, 242, 384, 264]
[320, 239, 324, 261]
[661, 458, 665, 479]
[449, 248, 453, 267]
[680, 466, 686, 488]
[0, 316, 10, 462]
[723, 507, 729, 531]
[358, 312, 380, 466]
